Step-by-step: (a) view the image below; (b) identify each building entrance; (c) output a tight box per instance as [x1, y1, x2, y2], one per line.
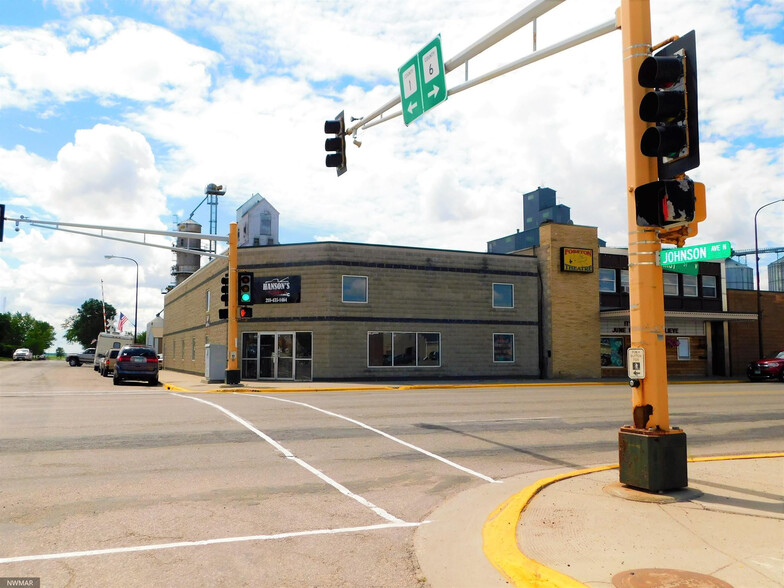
[241, 331, 312, 381]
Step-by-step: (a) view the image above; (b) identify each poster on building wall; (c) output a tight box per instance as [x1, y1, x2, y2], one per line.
[561, 247, 593, 273]
[257, 275, 301, 303]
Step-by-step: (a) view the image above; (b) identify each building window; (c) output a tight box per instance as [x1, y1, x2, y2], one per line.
[260, 211, 272, 236]
[343, 275, 368, 303]
[206, 290, 211, 311]
[191, 337, 196, 361]
[620, 270, 630, 293]
[492, 283, 514, 308]
[173, 340, 176, 359]
[599, 268, 616, 292]
[702, 275, 717, 298]
[677, 337, 690, 360]
[295, 332, 313, 381]
[601, 337, 624, 367]
[181, 339, 185, 360]
[367, 332, 440, 367]
[683, 274, 698, 297]
[663, 273, 679, 296]
[493, 333, 515, 363]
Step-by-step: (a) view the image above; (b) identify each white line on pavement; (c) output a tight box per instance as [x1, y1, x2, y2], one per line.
[247, 394, 500, 484]
[0, 522, 423, 564]
[170, 392, 407, 524]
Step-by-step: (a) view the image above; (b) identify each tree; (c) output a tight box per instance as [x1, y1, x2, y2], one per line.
[25, 320, 56, 355]
[135, 330, 147, 345]
[63, 299, 117, 348]
[56, 347, 65, 358]
[0, 312, 56, 357]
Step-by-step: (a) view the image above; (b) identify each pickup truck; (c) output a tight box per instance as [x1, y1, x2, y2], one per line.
[66, 348, 96, 367]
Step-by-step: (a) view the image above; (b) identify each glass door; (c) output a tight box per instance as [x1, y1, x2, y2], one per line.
[241, 332, 258, 379]
[275, 333, 294, 379]
[259, 334, 275, 379]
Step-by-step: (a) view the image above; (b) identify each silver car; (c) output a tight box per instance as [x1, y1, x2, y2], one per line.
[113, 345, 159, 386]
[13, 348, 34, 361]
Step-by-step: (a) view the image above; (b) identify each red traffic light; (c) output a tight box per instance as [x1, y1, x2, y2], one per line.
[239, 306, 253, 319]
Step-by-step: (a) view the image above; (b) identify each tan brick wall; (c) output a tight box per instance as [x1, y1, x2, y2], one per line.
[164, 243, 541, 380]
[537, 224, 601, 379]
[727, 289, 784, 375]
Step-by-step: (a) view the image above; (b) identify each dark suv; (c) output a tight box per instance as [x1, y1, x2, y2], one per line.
[114, 345, 159, 386]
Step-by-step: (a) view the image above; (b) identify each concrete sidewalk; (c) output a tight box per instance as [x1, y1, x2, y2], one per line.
[158, 371, 782, 588]
[418, 455, 784, 588]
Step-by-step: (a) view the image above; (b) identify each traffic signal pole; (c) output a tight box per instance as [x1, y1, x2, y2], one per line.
[618, 0, 687, 491]
[225, 222, 241, 385]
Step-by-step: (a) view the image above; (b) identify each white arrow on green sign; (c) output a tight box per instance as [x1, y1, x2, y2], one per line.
[660, 240, 732, 266]
[399, 35, 447, 126]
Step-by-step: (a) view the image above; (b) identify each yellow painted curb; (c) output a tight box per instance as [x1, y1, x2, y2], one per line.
[482, 453, 784, 587]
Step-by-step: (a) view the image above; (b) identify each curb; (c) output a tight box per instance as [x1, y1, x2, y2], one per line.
[482, 453, 784, 587]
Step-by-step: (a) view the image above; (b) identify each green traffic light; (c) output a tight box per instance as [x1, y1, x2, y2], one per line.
[241, 292, 251, 302]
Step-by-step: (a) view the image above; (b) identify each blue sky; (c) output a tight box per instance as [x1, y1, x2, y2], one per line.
[0, 0, 782, 351]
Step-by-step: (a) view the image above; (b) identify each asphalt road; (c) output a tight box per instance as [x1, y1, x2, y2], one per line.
[1, 361, 781, 587]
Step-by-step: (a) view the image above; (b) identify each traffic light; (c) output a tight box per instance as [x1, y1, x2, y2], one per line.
[238, 272, 253, 304]
[218, 273, 229, 319]
[239, 306, 253, 319]
[634, 178, 696, 228]
[324, 111, 347, 176]
[637, 30, 699, 179]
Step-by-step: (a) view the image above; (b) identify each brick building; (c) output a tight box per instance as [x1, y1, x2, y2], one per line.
[162, 222, 783, 382]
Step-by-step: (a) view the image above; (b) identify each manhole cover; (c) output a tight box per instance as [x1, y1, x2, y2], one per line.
[612, 569, 733, 587]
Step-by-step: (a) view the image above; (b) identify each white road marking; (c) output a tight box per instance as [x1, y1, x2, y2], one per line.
[171, 392, 407, 524]
[0, 522, 423, 564]
[247, 394, 501, 484]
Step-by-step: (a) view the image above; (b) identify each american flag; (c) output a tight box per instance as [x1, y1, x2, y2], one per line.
[118, 313, 129, 332]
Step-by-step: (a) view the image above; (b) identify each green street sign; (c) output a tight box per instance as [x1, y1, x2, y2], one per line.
[399, 35, 447, 125]
[663, 262, 699, 276]
[660, 241, 732, 266]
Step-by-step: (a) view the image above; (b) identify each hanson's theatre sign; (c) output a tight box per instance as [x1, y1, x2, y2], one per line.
[258, 276, 301, 304]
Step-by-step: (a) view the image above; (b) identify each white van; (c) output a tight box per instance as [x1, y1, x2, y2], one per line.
[93, 332, 134, 371]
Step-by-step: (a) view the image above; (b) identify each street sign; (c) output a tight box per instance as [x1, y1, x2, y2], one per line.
[399, 35, 447, 125]
[662, 262, 699, 276]
[660, 240, 731, 266]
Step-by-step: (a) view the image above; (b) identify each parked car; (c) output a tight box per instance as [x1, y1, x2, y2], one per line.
[747, 350, 784, 382]
[12, 348, 34, 361]
[66, 348, 96, 367]
[99, 348, 121, 377]
[114, 345, 159, 385]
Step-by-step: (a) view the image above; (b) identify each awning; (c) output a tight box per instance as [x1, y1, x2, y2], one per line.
[600, 310, 757, 321]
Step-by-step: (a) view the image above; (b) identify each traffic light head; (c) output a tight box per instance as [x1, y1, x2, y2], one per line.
[220, 273, 229, 305]
[324, 111, 347, 176]
[238, 272, 253, 304]
[634, 178, 696, 228]
[637, 31, 699, 179]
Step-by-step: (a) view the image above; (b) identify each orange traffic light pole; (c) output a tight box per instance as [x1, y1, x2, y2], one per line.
[225, 222, 241, 385]
[618, 0, 688, 491]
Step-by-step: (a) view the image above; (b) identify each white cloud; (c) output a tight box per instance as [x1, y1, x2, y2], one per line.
[0, 17, 218, 109]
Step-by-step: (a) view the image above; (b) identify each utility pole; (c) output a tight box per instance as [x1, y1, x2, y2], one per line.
[618, 0, 688, 491]
[225, 222, 241, 385]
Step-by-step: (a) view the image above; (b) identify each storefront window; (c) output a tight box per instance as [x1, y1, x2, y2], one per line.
[492, 283, 514, 308]
[343, 275, 368, 303]
[368, 331, 440, 367]
[678, 337, 691, 360]
[601, 337, 624, 367]
[599, 269, 616, 292]
[493, 333, 515, 362]
[683, 274, 698, 297]
[620, 270, 629, 293]
[663, 273, 679, 296]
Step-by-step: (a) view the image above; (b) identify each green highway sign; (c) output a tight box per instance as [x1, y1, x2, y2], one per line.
[660, 240, 732, 266]
[399, 35, 447, 125]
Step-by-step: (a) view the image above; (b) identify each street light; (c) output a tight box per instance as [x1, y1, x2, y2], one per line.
[754, 198, 784, 359]
[105, 255, 139, 341]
